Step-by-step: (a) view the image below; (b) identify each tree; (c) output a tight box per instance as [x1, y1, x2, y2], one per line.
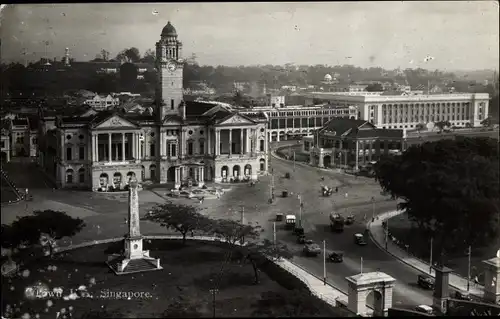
[415, 123, 426, 133]
[141, 49, 156, 63]
[211, 220, 292, 284]
[481, 116, 493, 128]
[365, 83, 384, 92]
[101, 49, 110, 61]
[374, 137, 499, 265]
[141, 202, 212, 245]
[465, 122, 473, 128]
[434, 120, 451, 132]
[163, 296, 202, 318]
[119, 62, 138, 91]
[251, 290, 322, 317]
[11, 210, 85, 257]
[242, 239, 293, 284]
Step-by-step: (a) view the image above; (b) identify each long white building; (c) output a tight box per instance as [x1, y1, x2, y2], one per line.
[303, 92, 490, 129]
[241, 104, 358, 142]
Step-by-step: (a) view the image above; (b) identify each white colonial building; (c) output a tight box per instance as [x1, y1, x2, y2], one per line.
[37, 22, 269, 191]
[84, 94, 120, 110]
[303, 92, 490, 129]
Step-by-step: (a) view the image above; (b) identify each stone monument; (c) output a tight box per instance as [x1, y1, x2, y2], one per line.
[483, 252, 500, 304]
[106, 176, 162, 275]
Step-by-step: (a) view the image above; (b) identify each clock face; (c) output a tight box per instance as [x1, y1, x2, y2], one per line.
[167, 62, 177, 72]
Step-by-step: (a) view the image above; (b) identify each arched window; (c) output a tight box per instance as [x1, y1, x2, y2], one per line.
[78, 168, 85, 183]
[66, 169, 74, 184]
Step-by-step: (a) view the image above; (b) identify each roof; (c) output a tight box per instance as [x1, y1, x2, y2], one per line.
[350, 128, 404, 139]
[185, 101, 218, 116]
[322, 118, 370, 135]
[161, 21, 177, 37]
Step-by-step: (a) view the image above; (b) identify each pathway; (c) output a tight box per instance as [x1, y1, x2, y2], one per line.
[368, 210, 485, 298]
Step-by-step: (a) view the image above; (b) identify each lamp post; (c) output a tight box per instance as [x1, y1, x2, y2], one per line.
[429, 237, 433, 274]
[467, 245, 471, 291]
[209, 288, 218, 318]
[298, 194, 303, 227]
[323, 240, 327, 285]
[371, 196, 375, 221]
[384, 218, 389, 250]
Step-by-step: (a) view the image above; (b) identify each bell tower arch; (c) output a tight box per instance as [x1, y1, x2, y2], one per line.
[155, 21, 184, 120]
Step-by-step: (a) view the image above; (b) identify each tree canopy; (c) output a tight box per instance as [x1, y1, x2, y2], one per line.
[251, 290, 322, 317]
[365, 83, 384, 92]
[142, 202, 212, 244]
[374, 137, 499, 264]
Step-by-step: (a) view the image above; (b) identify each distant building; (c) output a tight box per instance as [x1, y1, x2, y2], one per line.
[1, 121, 11, 163]
[302, 92, 490, 129]
[84, 94, 120, 110]
[5, 117, 38, 159]
[267, 94, 285, 108]
[306, 118, 405, 171]
[324, 83, 369, 93]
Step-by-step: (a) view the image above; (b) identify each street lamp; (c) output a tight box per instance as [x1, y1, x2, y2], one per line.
[209, 288, 218, 318]
[323, 240, 327, 285]
[371, 197, 375, 221]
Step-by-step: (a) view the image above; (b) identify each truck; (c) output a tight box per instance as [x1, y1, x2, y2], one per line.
[330, 213, 345, 232]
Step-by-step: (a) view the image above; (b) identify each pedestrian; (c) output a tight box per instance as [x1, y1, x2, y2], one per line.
[345, 192, 348, 198]
[474, 276, 479, 286]
[335, 187, 338, 193]
[191, 230, 194, 237]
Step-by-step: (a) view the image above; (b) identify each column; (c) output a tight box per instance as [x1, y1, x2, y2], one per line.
[318, 152, 324, 168]
[95, 134, 99, 162]
[229, 129, 233, 156]
[131, 133, 136, 159]
[121, 133, 125, 161]
[174, 167, 180, 188]
[369, 141, 373, 161]
[246, 129, 251, 153]
[108, 133, 112, 162]
[92, 134, 97, 162]
[240, 129, 244, 154]
[198, 166, 205, 187]
[207, 129, 211, 155]
[215, 129, 220, 156]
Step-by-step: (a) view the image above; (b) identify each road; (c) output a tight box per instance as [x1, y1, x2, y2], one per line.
[268, 145, 434, 308]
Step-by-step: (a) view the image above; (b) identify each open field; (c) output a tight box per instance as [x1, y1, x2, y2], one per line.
[1, 240, 346, 318]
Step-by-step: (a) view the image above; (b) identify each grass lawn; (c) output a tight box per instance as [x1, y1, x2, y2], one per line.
[388, 213, 499, 285]
[2, 240, 346, 318]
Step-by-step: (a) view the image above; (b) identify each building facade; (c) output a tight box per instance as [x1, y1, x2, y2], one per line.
[305, 118, 405, 171]
[242, 102, 358, 142]
[37, 22, 269, 191]
[303, 92, 490, 129]
[84, 94, 120, 110]
[1, 125, 10, 163]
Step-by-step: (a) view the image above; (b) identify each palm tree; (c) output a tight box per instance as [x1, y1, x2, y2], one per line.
[415, 123, 425, 134]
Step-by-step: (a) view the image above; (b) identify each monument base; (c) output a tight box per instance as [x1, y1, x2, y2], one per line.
[106, 252, 162, 275]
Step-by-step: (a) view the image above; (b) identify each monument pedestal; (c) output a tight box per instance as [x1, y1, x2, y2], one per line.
[106, 177, 162, 275]
[432, 265, 453, 314]
[483, 255, 500, 304]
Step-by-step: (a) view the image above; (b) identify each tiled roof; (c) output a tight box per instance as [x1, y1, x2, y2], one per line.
[348, 128, 403, 139]
[12, 119, 29, 126]
[322, 118, 370, 135]
[185, 101, 218, 116]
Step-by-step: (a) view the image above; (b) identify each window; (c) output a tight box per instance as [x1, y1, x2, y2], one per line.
[79, 169, 85, 183]
[66, 170, 73, 184]
[1, 141, 4, 148]
[66, 147, 72, 161]
[171, 99, 174, 110]
[32, 138, 38, 145]
[150, 143, 155, 157]
[199, 141, 205, 154]
[171, 144, 177, 157]
[259, 140, 265, 152]
[188, 142, 193, 155]
[79, 147, 85, 160]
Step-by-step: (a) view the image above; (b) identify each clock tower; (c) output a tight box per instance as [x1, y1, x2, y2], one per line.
[156, 21, 184, 120]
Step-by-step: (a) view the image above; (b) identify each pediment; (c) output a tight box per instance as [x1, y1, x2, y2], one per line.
[93, 115, 138, 129]
[219, 114, 255, 125]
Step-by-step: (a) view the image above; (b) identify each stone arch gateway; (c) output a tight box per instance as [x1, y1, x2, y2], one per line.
[346, 272, 396, 316]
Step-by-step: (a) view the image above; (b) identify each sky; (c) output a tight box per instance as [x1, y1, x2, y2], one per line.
[0, 2, 499, 71]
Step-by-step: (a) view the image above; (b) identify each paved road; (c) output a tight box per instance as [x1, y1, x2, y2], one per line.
[268, 150, 434, 308]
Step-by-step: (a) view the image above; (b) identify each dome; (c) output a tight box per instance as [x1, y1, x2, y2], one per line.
[324, 74, 333, 81]
[161, 21, 177, 37]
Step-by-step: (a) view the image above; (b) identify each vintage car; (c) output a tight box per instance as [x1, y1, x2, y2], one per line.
[294, 226, 305, 236]
[328, 251, 344, 263]
[345, 215, 355, 225]
[297, 234, 307, 244]
[303, 242, 321, 257]
[417, 275, 435, 290]
[275, 213, 284, 222]
[354, 233, 367, 246]
[414, 305, 434, 315]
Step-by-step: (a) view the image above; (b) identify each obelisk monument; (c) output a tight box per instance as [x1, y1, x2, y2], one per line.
[107, 176, 162, 275]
